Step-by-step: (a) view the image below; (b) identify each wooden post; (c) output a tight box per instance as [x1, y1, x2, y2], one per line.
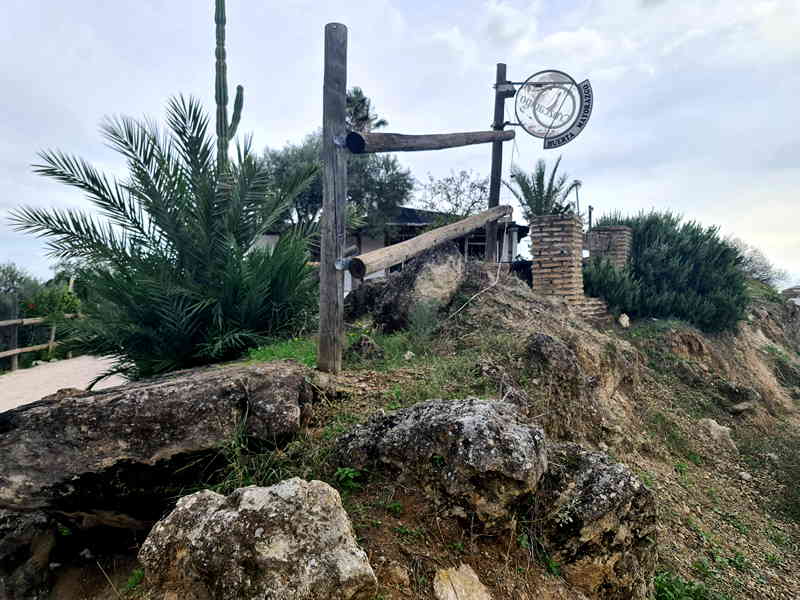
[48, 324, 56, 356]
[347, 206, 511, 279]
[9, 292, 18, 371]
[345, 130, 513, 154]
[487, 63, 515, 264]
[318, 23, 348, 374]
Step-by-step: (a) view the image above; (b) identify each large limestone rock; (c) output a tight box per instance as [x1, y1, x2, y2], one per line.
[344, 242, 465, 332]
[334, 398, 547, 529]
[0, 509, 56, 600]
[698, 418, 738, 454]
[139, 478, 377, 600]
[0, 360, 313, 528]
[533, 444, 657, 600]
[433, 563, 493, 600]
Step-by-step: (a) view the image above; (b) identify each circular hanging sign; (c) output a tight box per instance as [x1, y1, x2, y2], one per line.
[514, 69, 593, 149]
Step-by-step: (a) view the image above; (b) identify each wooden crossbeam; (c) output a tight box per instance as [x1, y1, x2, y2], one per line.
[347, 205, 512, 279]
[345, 130, 514, 154]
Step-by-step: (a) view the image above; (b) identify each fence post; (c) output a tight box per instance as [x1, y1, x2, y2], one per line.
[9, 292, 19, 371]
[318, 23, 348, 374]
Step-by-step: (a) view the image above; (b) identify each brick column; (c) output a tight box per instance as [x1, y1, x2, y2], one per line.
[586, 226, 632, 270]
[530, 214, 585, 303]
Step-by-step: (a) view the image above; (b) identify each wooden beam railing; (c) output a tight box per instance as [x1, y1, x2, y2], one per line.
[346, 205, 512, 279]
[0, 313, 81, 369]
[345, 130, 514, 154]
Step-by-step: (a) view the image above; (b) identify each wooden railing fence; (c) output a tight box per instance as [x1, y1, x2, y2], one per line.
[0, 314, 80, 370]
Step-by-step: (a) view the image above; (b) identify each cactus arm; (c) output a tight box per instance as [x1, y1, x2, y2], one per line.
[228, 85, 243, 139]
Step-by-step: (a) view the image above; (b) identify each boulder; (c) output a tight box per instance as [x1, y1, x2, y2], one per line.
[0, 360, 314, 528]
[0, 509, 56, 600]
[334, 398, 547, 529]
[344, 242, 465, 332]
[139, 478, 377, 600]
[697, 418, 738, 454]
[618, 314, 630, 329]
[532, 444, 657, 600]
[433, 563, 493, 600]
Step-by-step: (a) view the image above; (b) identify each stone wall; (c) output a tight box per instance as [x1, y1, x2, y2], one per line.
[585, 226, 632, 270]
[530, 214, 584, 303]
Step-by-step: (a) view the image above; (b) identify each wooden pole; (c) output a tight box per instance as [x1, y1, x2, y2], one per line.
[487, 63, 515, 263]
[347, 205, 511, 279]
[9, 292, 18, 371]
[345, 130, 514, 154]
[318, 23, 348, 374]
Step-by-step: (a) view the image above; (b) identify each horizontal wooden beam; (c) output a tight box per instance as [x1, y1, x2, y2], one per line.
[348, 205, 512, 279]
[0, 342, 55, 359]
[0, 313, 80, 329]
[345, 129, 514, 154]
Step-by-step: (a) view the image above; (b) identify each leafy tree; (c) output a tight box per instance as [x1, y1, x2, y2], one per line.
[346, 87, 388, 133]
[726, 236, 788, 288]
[587, 210, 748, 333]
[10, 98, 316, 381]
[0, 263, 40, 320]
[503, 156, 581, 218]
[261, 88, 412, 236]
[417, 170, 488, 226]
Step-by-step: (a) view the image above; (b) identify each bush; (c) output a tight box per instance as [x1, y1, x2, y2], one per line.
[10, 98, 317, 381]
[582, 258, 640, 315]
[654, 571, 732, 600]
[23, 285, 81, 318]
[590, 211, 748, 333]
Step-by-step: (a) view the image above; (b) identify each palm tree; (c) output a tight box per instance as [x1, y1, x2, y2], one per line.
[9, 97, 317, 382]
[503, 156, 582, 219]
[346, 87, 388, 133]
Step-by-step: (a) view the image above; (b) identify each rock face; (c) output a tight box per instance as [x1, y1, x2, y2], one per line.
[334, 398, 547, 529]
[533, 444, 657, 600]
[698, 418, 738, 454]
[0, 509, 56, 600]
[139, 479, 377, 600]
[344, 242, 465, 332]
[433, 563, 493, 600]
[0, 360, 314, 528]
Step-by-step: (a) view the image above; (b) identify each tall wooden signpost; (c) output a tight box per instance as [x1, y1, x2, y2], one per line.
[317, 24, 593, 373]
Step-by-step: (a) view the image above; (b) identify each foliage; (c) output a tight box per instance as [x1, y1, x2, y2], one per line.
[261, 88, 413, 236]
[727, 236, 788, 289]
[124, 568, 145, 592]
[248, 336, 317, 368]
[10, 97, 316, 381]
[590, 210, 748, 333]
[0, 263, 41, 320]
[345, 86, 387, 133]
[416, 170, 488, 226]
[653, 571, 732, 600]
[503, 156, 580, 219]
[22, 284, 81, 318]
[582, 258, 640, 315]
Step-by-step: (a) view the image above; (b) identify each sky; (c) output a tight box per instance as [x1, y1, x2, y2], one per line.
[1, 0, 798, 284]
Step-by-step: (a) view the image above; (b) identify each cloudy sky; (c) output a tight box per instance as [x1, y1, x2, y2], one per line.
[1, 0, 798, 283]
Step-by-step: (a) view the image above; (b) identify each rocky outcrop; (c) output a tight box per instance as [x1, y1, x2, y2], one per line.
[0, 509, 56, 600]
[139, 479, 377, 600]
[532, 443, 657, 600]
[433, 563, 493, 600]
[334, 397, 547, 529]
[0, 360, 314, 528]
[344, 242, 465, 332]
[698, 418, 738, 454]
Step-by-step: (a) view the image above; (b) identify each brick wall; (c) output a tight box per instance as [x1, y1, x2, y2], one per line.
[585, 226, 632, 270]
[530, 214, 585, 303]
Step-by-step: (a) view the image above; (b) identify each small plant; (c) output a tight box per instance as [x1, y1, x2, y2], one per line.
[57, 524, 72, 537]
[334, 467, 363, 493]
[385, 501, 403, 516]
[124, 568, 145, 592]
[692, 558, 716, 580]
[517, 533, 531, 550]
[654, 571, 733, 600]
[449, 541, 465, 553]
[729, 551, 751, 572]
[765, 552, 782, 567]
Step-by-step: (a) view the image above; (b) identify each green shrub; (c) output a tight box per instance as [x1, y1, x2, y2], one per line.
[23, 285, 81, 318]
[591, 211, 748, 332]
[654, 571, 732, 600]
[11, 98, 317, 382]
[582, 258, 640, 315]
[249, 337, 317, 368]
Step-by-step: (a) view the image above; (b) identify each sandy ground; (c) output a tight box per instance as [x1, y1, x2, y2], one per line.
[0, 356, 127, 412]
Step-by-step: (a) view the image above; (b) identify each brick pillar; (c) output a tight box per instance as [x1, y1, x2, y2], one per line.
[586, 226, 632, 270]
[530, 214, 585, 303]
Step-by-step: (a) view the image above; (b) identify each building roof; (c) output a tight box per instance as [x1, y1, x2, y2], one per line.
[385, 206, 529, 238]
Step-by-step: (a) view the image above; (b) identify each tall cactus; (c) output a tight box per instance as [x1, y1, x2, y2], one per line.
[215, 0, 243, 170]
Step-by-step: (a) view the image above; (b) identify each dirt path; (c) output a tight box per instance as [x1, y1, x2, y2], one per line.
[0, 356, 127, 412]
